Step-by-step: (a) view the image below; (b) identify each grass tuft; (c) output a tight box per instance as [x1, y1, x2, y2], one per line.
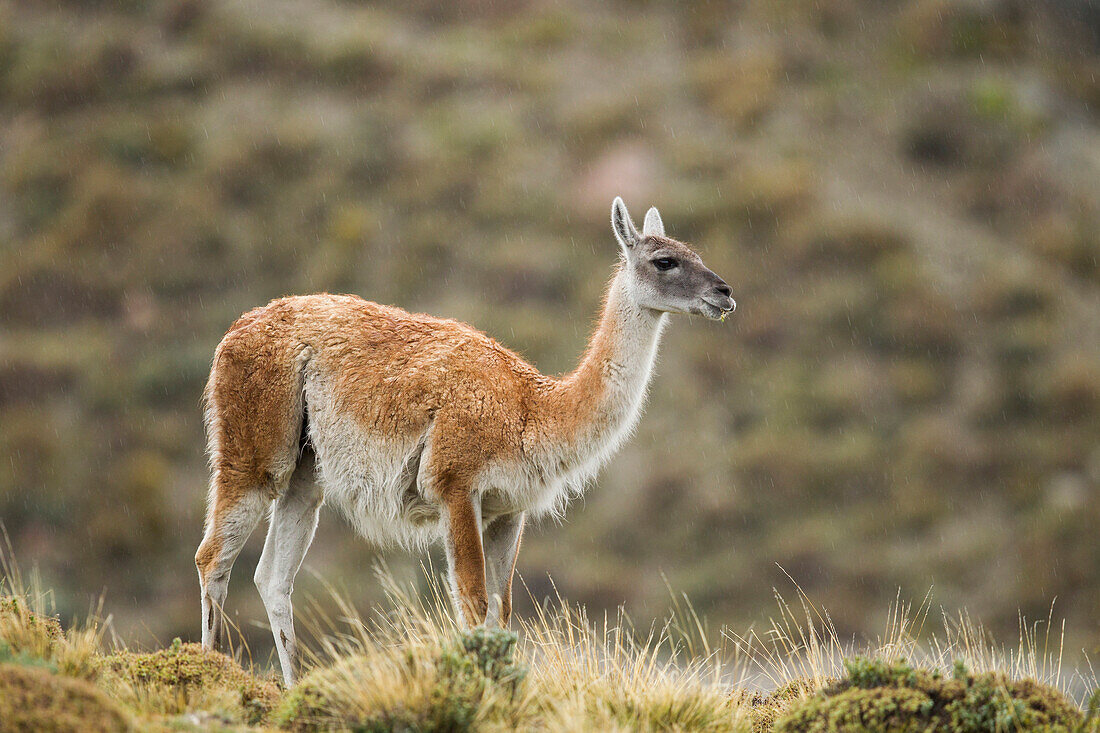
[0, 540, 104, 681]
[274, 627, 527, 732]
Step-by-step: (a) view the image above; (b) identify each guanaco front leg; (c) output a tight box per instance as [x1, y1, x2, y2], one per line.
[442, 491, 488, 627]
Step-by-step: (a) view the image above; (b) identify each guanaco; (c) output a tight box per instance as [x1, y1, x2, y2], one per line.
[195, 198, 735, 685]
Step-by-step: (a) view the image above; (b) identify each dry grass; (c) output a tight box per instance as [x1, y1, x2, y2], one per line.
[275, 568, 748, 731]
[728, 578, 1097, 701]
[278, 564, 1096, 732]
[517, 582, 746, 732]
[0, 543, 1096, 731]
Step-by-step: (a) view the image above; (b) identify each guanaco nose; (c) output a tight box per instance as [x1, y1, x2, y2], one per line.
[711, 278, 735, 312]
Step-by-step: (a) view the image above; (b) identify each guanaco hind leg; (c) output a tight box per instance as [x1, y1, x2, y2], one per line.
[253, 452, 322, 686]
[195, 487, 267, 652]
[198, 318, 306, 664]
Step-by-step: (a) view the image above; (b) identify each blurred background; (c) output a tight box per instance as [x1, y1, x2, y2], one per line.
[1, 0, 1098, 667]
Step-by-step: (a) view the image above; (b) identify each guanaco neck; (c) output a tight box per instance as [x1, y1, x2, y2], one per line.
[529, 266, 668, 467]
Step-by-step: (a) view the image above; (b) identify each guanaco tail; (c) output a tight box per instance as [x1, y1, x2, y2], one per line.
[195, 198, 735, 685]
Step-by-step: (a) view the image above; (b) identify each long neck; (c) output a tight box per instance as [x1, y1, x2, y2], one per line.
[533, 267, 668, 460]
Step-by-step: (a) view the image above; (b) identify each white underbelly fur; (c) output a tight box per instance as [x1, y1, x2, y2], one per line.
[303, 393, 567, 551]
[308, 424, 588, 549]
[303, 369, 641, 549]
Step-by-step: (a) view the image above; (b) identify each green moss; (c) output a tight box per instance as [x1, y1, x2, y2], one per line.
[271, 681, 332, 732]
[100, 639, 278, 724]
[775, 658, 1087, 732]
[0, 662, 131, 733]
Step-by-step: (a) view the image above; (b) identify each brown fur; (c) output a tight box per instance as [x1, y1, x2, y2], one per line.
[444, 492, 489, 623]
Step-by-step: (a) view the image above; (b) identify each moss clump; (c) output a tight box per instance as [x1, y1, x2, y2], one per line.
[0, 662, 131, 732]
[274, 627, 527, 732]
[100, 638, 278, 723]
[0, 594, 105, 682]
[775, 658, 1087, 732]
[0, 596, 63, 638]
[0, 596, 64, 657]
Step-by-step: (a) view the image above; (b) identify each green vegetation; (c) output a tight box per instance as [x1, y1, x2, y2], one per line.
[2, 563, 1099, 731]
[775, 658, 1091, 732]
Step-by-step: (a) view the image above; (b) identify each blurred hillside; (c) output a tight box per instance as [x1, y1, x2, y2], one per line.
[1, 0, 1098, 662]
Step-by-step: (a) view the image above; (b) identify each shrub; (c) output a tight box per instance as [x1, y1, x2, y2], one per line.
[0, 662, 131, 733]
[274, 627, 527, 732]
[775, 657, 1088, 732]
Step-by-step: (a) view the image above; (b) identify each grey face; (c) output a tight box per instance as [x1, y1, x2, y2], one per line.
[611, 198, 735, 320]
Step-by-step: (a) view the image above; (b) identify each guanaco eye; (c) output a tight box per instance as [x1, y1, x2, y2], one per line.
[652, 257, 678, 271]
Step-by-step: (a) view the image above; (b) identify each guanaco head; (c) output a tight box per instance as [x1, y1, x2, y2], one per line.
[611, 197, 735, 321]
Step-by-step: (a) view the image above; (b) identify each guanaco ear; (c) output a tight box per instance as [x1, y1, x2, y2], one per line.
[611, 197, 639, 252]
[643, 206, 665, 237]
